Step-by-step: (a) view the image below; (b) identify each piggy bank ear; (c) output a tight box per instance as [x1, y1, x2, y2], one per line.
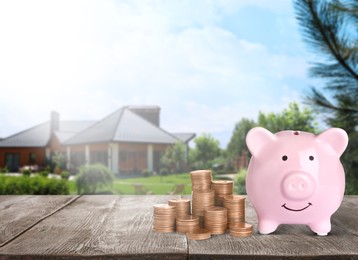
[316, 128, 348, 157]
[246, 127, 276, 157]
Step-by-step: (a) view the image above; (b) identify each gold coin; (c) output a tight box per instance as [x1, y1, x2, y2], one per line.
[230, 223, 253, 232]
[230, 230, 253, 237]
[168, 198, 191, 218]
[176, 215, 200, 233]
[191, 170, 212, 192]
[153, 204, 176, 232]
[186, 228, 211, 240]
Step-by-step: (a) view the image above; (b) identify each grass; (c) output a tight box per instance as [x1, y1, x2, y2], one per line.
[69, 172, 194, 195]
[0, 172, 240, 195]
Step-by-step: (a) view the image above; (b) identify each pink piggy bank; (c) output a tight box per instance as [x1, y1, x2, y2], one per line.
[246, 127, 348, 236]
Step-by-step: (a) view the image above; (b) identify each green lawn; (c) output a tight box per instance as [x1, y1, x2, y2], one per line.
[69, 172, 241, 195]
[69, 173, 194, 195]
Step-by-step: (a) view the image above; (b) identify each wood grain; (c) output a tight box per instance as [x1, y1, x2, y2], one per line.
[0, 196, 78, 246]
[0, 195, 357, 259]
[0, 195, 188, 259]
[188, 197, 358, 259]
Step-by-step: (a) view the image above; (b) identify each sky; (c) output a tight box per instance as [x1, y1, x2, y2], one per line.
[0, 0, 315, 148]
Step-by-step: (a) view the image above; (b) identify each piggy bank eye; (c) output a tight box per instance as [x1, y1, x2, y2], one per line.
[282, 155, 288, 161]
[309, 155, 314, 161]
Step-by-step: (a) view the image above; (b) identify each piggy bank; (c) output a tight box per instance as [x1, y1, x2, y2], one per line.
[246, 127, 348, 236]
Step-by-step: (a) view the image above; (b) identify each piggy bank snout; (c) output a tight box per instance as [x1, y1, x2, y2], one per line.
[281, 172, 316, 201]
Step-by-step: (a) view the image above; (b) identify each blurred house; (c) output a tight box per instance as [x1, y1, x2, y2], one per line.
[0, 106, 195, 175]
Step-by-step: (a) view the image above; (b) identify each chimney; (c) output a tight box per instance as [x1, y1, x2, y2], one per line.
[50, 111, 60, 134]
[128, 106, 160, 126]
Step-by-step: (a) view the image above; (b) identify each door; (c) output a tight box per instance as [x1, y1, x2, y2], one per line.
[5, 153, 20, 172]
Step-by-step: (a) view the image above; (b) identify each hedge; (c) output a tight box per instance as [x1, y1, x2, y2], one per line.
[0, 175, 69, 195]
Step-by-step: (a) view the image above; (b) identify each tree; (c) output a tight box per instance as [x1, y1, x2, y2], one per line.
[258, 102, 318, 133]
[226, 102, 317, 172]
[226, 118, 256, 160]
[294, 0, 358, 132]
[160, 141, 187, 173]
[76, 164, 114, 194]
[190, 133, 221, 169]
[295, 0, 358, 194]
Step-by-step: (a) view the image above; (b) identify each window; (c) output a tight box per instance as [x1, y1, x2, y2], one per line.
[90, 151, 107, 165]
[72, 152, 85, 168]
[29, 152, 36, 164]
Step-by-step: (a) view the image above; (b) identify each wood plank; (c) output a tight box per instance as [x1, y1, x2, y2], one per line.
[0, 195, 188, 259]
[188, 196, 358, 259]
[0, 195, 357, 259]
[0, 195, 79, 246]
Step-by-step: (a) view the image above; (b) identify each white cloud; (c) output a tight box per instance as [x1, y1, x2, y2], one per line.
[0, 0, 310, 147]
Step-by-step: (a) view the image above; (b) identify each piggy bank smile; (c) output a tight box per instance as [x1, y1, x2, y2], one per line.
[282, 202, 312, 212]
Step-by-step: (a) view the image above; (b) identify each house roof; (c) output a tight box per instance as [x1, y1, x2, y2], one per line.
[64, 107, 179, 145]
[0, 121, 94, 147]
[0, 106, 194, 148]
[0, 122, 49, 147]
[172, 133, 196, 143]
[126, 105, 161, 110]
[54, 121, 96, 143]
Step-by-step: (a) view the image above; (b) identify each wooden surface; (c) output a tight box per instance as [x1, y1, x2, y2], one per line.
[0, 195, 357, 259]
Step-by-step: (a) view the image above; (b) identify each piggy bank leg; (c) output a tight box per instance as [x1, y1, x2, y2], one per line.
[258, 219, 279, 234]
[309, 220, 331, 236]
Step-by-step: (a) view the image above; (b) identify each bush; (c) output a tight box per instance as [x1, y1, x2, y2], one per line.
[141, 169, 152, 178]
[0, 166, 9, 174]
[22, 169, 31, 177]
[76, 164, 114, 194]
[44, 178, 69, 195]
[0, 175, 69, 195]
[61, 171, 70, 180]
[54, 165, 62, 175]
[159, 168, 169, 176]
[234, 169, 247, 195]
[39, 170, 49, 178]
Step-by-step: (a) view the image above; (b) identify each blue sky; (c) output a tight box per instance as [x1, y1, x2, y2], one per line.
[0, 0, 315, 147]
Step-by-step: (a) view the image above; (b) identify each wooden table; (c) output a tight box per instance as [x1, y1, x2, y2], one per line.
[0, 195, 357, 259]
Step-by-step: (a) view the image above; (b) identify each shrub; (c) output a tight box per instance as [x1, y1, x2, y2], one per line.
[61, 170, 70, 180]
[22, 169, 31, 177]
[0, 175, 69, 195]
[54, 165, 62, 175]
[44, 178, 69, 195]
[234, 169, 247, 195]
[141, 169, 152, 178]
[76, 164, 114, 194]
[44, 165, 51, 173]
[159, 168, 169, 176]
[39, 170, 49, 178]
[0, 166, 9, 174]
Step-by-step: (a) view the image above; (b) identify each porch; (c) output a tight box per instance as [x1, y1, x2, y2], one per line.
[65, 142, 168, 176]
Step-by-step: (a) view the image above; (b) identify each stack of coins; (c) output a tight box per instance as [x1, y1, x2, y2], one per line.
[153, 204, 176, 233]
[191, 170, 214, 220]
[223, 195, 246, 226]
[168, 198, 191, 219]
[187, 228, 211, 240]
[192, 189, 215, 218]
[211, 180, 233, 206]
[176, 215, 200, 234]
[230, 223, 253, 237]
[204, 206, 228, 235]
[152, 169, 253, 238]
[191, 170, 212, 192]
